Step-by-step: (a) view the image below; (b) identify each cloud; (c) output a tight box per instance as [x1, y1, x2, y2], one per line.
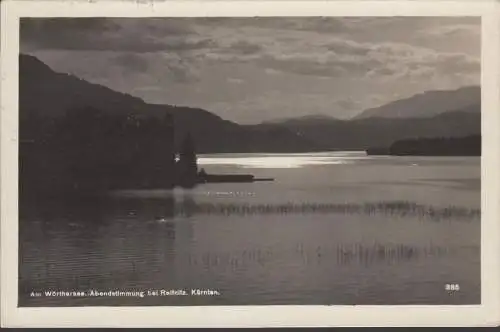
[227, 77, 244, 84]
[140, 53, 200, 83]
[269, 17, 352, 33]
[20, 18, 211, 53]
[324, 38, 371, 56]
[37, 50, 201, 85]
[113, 53, 150, 72]
[21, 17, 480, 85]
[21, 18, 116, 52]
[21, 17, 481, 122]
[417, 22, 480, 38]
[336, 97, 361, 111]
[213, 36, 479, 85]
[165, 59, 199, 83]
[228, 40, 263, 55]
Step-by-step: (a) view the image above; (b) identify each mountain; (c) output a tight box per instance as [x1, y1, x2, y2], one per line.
[164, 105, 321, 153]
[19, 54, 320, 153]
[272, 110, 480, 151]
[19, 54, 480, 158]
[265, 114, 339, 125]
[20, 54, 158, 119]
[353, 86, 480, 119]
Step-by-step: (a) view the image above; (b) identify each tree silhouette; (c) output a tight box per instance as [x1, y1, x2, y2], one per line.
[389, 135, 480, 156]
[20, 105, 177, 199]
[176, 133, 198, 188]
[367, 135, 481, 156]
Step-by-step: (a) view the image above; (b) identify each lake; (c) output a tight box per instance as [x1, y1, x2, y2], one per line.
[18, 151, 481, 306]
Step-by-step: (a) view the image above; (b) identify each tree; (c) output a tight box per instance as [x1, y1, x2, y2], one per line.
[176, 133, 198, 188]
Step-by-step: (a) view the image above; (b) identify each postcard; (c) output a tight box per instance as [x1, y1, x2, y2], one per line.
[1, 0, 499, 328]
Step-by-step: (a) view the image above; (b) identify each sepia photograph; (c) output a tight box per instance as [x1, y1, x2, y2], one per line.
[2, 0, 500, 328]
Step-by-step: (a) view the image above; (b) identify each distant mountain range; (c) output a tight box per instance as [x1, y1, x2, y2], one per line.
[353, 86, 480, 119]
[268, 110, 480, 151]
[261, 85, 480, 150]
[266, 114, 339, 124]
[20, 54, 481, 153]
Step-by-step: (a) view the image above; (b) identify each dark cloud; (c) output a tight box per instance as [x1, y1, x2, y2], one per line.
[183, 17, 351, 33]
[229, 40, 263, 55]
[141, 18, 197, 35]
[324, 39, 371, 56]
[21, 17, 118, 33]
[260, 56, 348, 78]
[163, 37, 217, 52]
[367, 66, 398, 77]
[20, 17, 205, 53]
[274, 17, 351, 33]
[20, 18, 118, 52]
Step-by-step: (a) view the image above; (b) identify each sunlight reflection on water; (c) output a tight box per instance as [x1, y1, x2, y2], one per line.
[197, 152, 364, 169]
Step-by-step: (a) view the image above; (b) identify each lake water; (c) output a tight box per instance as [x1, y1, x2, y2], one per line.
[18, 151, 481, 306]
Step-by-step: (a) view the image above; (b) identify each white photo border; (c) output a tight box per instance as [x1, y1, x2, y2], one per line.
[1, 0, 499, 328]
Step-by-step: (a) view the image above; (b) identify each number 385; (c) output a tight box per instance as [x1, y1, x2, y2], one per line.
[445, 283, 460, 291]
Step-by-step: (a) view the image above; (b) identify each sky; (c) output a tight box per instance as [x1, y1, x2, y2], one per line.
[20, 17, 480, 124]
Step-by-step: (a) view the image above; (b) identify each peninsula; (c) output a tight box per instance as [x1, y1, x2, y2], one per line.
[366, 135, 481, 156]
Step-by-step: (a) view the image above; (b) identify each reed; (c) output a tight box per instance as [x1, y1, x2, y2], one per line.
[181, 241, 461, 270]
[173, 200, 480, 221]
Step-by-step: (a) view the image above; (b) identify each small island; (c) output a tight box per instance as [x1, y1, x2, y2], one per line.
[366, 135, 481, 156]
[174, 134, 274, 188]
